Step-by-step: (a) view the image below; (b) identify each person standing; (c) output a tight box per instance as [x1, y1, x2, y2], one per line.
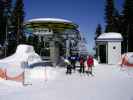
[79, 56, 85, 73]
[87, 55, 94, 76]
[70, 55, 76, 72]
[64, 57, 72, 74]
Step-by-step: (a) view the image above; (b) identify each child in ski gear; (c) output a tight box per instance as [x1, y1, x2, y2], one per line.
[64, 58, 72, 74]
[87, 55, 94, 76]
[69, 55, 76, 72]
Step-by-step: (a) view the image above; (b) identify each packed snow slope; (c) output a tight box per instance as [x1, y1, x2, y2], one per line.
[0, 64, 133, 100]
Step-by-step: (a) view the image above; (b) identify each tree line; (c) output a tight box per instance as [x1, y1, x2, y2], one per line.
[0, 0, 25, 57]
[95, 0, 133, 53]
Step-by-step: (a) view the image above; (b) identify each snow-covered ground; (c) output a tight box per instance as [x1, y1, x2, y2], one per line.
[0, 44, 133, 100]
[0, 64, 133, 100]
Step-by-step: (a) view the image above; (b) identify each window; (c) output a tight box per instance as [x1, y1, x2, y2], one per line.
[113, 46, 116, 49]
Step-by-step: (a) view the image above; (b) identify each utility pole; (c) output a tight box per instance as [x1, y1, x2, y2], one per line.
[17, 17, 20, 45]
[4, 8, 9, 57]
[5, 17, 8, 56]
[127, 24, 129, 52]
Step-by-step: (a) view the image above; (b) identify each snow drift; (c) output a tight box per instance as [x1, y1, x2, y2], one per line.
[0, 44, 42, 81]
[0, 44, 42, 66]
[120, 52, 133, 67]
[0, 44, 59, 83]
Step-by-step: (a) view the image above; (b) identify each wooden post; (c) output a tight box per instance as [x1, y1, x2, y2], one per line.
[5, 69, 7, 80]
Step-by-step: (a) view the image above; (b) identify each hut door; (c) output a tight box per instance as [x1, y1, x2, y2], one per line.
[99, 44, 106, 63]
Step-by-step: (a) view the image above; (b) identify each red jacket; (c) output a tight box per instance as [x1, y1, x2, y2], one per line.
[87, 57, 94, 67]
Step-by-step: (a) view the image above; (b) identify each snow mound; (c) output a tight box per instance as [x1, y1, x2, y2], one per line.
[124, 52, 133, 64]
[6, 66, 23, 77]
[119, 52, 133, 65]
[0, 44, 42, 78]
[0, 44, 42, 68]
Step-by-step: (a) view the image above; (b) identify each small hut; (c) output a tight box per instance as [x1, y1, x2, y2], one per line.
[96, 32, 123, 64]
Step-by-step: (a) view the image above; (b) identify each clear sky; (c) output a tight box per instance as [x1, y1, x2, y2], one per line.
[24, 0, 124, 54]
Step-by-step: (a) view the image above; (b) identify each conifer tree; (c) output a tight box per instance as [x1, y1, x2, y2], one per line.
[0, 0, 5, 45]
[94, 24, 102, 58]
[94, 24, 102, 40]
[0, 0, 12, 56]
[122, 0, 133, 52]
[3, 0, 12, 35]
[104, 0, 116, 32]
[4, 0, 12, 54]
[12, 0, 25, 45]
[113, 10, 121, 32]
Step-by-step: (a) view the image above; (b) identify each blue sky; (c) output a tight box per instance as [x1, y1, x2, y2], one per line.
[24, 0, 124, 54]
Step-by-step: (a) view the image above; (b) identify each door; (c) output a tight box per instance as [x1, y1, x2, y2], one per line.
[99, 44, 106, 63]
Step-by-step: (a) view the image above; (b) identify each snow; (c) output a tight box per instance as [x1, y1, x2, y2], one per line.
[27, 18, 74, 24]
[26, 18, 78, 28]
[123, 52, 133, 64]
[97, 32, 123, 42]
[0, 78, 22, 87]
[0, 44, 42, 76]
[0, 64, 133, 100]
[0, 45, 133, 100]
[118, 52, 133, 66]
[94, 59, 99, 66]
[28, 67, 59, 80]
[0, 44, 41, 66]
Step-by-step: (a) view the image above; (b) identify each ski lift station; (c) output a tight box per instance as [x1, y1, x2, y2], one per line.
[24, 18, 82, 64]
[96, 32, 123, 64]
